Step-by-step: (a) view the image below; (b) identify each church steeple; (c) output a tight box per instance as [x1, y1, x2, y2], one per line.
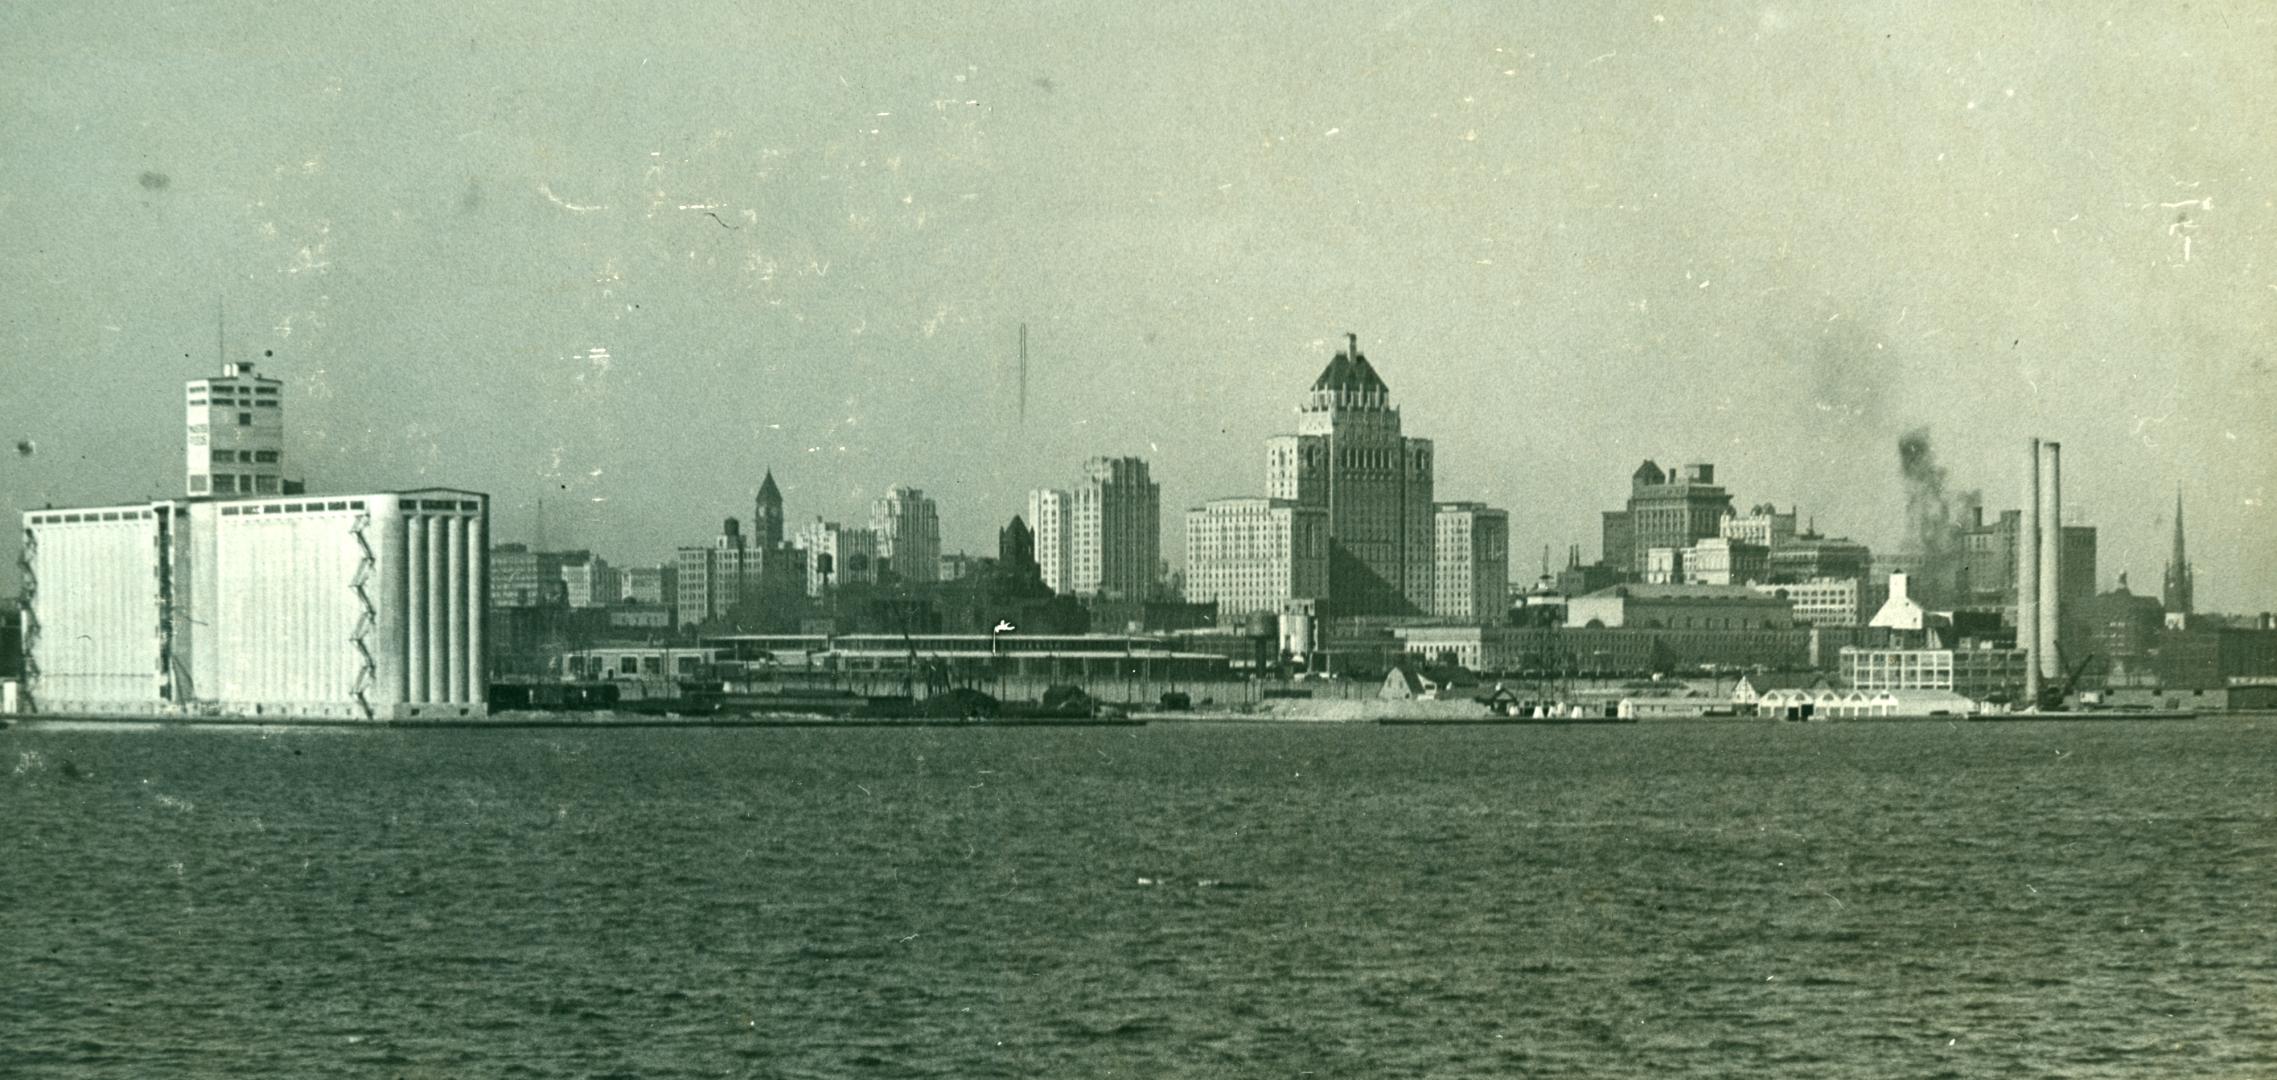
[2162, 487, 2193, 614]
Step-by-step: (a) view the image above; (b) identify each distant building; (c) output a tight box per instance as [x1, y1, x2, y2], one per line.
[1766, 533, 1873, 584]
[490, 544, 577, 609]
[871, 485, 941, 583]
[1070, 457, 1159, 600]
[1183, 497, 1330, 619]
[605, 604, 675, 632]
[1432, 502, 1509, 622]
[1751, 577, 1883, 628]
[1720, 504, 1797, 550]
[2054, 525, 2099, 662]
[1027, 489, 1070, 593]
[1954, 508, 2097, 632]
[1645, 547, 1683, 584]
[1555, 545, 1625, 597]
[794, 518, 878, 597]
[1264, 334, 1434, 615]
[1603, 461, 1732, 577]
[677, 518, 802, 628]
[1395, 624, 1811, 676]
[2156, 623, 2277, 691]
[1958, 508, 2021, 611]
[2079, 577, 2165, 685]
[559, 553, 617, 608]
[937, 552, 981, 581]
[1566, 582, 1794, 631]
[185, 361, 286, 498]
[1683, 537, 1767, 586]
[616, 565, 677, 607]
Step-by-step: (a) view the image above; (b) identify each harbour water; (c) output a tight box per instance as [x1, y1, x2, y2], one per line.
[4, 718, 2273, 1078]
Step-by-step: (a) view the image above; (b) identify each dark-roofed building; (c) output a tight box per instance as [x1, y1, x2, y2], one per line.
[1263, 333, 1435, 617]
[753, 470, 785, 548]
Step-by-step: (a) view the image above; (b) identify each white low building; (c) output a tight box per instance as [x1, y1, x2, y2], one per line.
[19, 490, 490, 720]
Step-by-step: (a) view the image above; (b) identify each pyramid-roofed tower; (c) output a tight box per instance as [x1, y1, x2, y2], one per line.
[1260, 333, 1435, 616]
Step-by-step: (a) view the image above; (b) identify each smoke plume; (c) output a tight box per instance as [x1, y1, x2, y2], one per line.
[1897, 428, 1981, 607]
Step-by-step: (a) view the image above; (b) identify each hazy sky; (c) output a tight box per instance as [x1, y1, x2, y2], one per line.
[4, 2, 2273, 610]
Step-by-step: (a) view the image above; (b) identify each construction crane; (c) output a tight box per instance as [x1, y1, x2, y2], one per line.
[2040, 653, 2099, 711]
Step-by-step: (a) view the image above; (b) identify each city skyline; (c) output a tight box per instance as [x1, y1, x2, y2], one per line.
[3, 4, 2271, 610]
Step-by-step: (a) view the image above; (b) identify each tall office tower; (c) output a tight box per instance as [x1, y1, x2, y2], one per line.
[1263, 334, 1435, 615]
[870, 485, 941, 583]
[753, 471, 785, 549]
[2163, 489, 2194, 615]
[1605, 460, 1733, 576]
[793, 519, 879, 597]
[1432, 502, 1509, 621]
[1070, 456, 1160, 600]
[1027, 488, 1071, 593]
[186, 361, 285, 497]
[1183, 497, 1330, 618]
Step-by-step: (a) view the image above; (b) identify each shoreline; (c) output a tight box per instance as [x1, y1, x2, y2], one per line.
[4, 709, 2240, 729]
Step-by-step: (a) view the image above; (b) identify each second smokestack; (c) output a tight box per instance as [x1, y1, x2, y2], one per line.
[2038, 441, 2063, 681]
[2021, 438, 2041, 704]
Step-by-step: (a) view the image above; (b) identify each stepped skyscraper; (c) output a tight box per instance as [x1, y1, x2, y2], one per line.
[1264, 334, 1434, 616]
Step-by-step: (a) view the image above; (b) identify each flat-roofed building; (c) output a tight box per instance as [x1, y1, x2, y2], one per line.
[793, 519, 878, 597]
[871, 485, 941, 583]
[185, 361, 286, 498]
[1027, 488, 1070, 593]
[616, 565, 677, 606]
[489, 544, 576, 609]
[1070, 457, 1160, 600]
[678, 518, 803, 628]
[1842, 643, 2026, 701]
[1721, 504, 1797, 550]
[1684, 537, 1768, 586]
[559, 554, 617, 608]
[21, 490, 491, 720]
[1395, 624, 1812, 676]
[1751, 577, 1884, 627]
[1432, 502, 1509, 621]
[1766, 534, 1873, 583]
[1567, 582, 1794, 631]
[1183, 497, 1330, 619]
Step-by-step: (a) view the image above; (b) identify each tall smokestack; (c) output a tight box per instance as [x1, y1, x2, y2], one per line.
[2038, 441, 2063, 682]
[2020, 438, 2041, 705]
